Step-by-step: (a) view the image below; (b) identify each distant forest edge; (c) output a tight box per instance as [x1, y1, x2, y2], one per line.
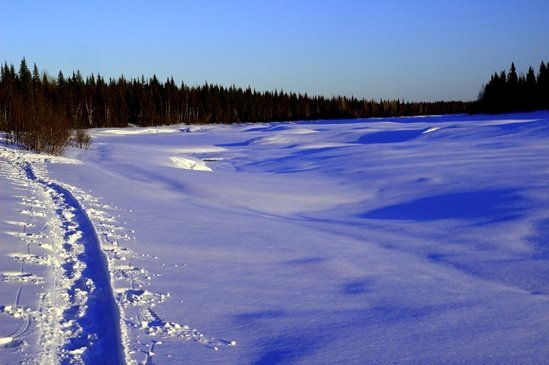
[0, 58, 548, 154]
[0, 58, 471, 129]
[477, 61, 549, 113]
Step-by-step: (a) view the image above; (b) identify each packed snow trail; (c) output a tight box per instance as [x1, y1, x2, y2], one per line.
[0, 148, 126, 364]
[1, 146, 236, 364]
[37, 175, 125, 364]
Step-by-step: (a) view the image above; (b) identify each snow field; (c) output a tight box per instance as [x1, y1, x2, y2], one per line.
[2, 112, 549, 363]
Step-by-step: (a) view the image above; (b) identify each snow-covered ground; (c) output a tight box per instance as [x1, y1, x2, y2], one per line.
[2, 112, 549, 364]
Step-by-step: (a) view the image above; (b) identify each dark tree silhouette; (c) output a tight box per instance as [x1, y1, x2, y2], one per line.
[1, 57, 477, 154]
[477, 61, 549, 113]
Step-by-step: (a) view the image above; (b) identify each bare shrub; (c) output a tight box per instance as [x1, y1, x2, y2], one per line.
[71, 128, 92, 149]
[12, 99, 72, 155]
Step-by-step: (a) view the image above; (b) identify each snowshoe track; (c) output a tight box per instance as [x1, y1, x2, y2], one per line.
[1, 148, 126, 364]
[1, 147, 236, 364]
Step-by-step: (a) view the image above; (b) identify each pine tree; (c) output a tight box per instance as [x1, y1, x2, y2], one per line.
[525, 66, 537, 110]
[57, 70, 65, 86]
[18, 57, 33, 98]
[539, 61, 549, 109]
[508, 62, 518, 85]
[32, 63, 42, 97]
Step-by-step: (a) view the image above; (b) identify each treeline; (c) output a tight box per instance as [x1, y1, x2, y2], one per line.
[1, 58, 471, 134]
[477, 61, 549, 113]
[0, 59, 92, 154]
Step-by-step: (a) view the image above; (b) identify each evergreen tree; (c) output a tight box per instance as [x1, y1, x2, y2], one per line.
[32, 63, 41, 94]
[18, 57, 32, 98]
[539, 61, 549, 109]
[478, 60, 549, 113]
[508, 62, 518, 85]
[525, 66, 537, 110]
[57, 70, 65, 86]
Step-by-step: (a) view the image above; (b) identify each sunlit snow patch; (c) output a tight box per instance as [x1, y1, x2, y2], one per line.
[9, 252, 52, 266]
[2, 271, 45, 284]
[180, 126, 213, 133]
[423, 127, 441, 134]
[98, 128, 179, 135]
[170, 145, 227, 154]
[0, 337, 14, 346]
[0, 336, 23, 349]
[169, 156, 212, 171]
[270, 126, 318, 134]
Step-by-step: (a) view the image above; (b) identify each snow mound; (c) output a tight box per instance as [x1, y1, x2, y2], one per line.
[169, 156, 212, 171]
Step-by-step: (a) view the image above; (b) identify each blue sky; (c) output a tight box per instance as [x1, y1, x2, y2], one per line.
[2, 0, 548, 101]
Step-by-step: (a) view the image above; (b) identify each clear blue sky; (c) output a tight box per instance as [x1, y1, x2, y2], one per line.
[2, 0, 548, 101]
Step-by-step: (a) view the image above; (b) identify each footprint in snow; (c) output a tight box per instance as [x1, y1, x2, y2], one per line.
[2, 271, 45, 284]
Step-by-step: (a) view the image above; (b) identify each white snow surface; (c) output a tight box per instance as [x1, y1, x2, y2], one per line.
[2, 112, 549, 364]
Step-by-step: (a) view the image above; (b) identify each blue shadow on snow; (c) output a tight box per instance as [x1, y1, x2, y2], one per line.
[361, 189, 524, 222]
[357, 129, 424, 144]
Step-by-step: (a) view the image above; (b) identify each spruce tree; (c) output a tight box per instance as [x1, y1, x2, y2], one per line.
[525, 66, 537, 110]
[57, 70, 65, 86]
[539, 61, 549, 109]
[18, 57, 32, 98]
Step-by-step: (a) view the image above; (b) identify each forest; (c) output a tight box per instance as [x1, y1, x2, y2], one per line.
[476, 61, 549, 113]
[0, 58, 471, 129]
[0, 58, 547, 154]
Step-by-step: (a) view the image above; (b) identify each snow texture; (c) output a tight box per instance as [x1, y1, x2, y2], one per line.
[2, 112, 549, 364]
